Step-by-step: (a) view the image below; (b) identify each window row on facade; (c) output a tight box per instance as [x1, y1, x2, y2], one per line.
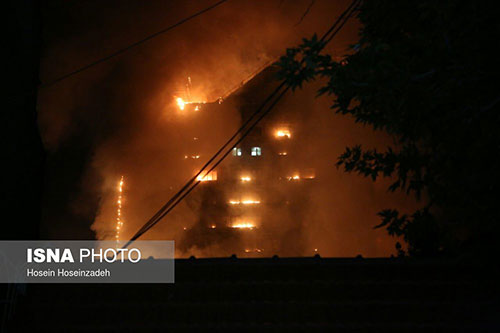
[232, 147, 261, 156]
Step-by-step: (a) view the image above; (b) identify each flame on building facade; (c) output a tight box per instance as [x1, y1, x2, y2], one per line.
[115, 176, 124, 242]
[174, 71, 317, 256]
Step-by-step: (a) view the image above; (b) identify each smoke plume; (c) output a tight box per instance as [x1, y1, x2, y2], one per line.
[38, 0, 418, 257]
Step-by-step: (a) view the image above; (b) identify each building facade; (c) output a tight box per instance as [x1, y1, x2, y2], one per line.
[177, 68, 316, 257]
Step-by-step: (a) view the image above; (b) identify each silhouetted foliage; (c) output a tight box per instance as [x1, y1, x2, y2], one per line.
[278, 1, 500, 256]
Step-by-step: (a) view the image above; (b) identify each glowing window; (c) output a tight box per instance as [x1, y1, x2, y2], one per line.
[197, 171, 217, 182]
[251, 147, 261, 156]
[232, 148, 242, 156]
[275, 129, 291, 139]
[240, 176, 252, 182]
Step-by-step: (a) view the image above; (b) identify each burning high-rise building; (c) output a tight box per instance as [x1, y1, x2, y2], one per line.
[176, 66, 317, 256]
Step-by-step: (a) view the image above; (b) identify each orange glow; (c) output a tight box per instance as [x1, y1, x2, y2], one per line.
[210, 225, 216, 229]
[115, 176, 124, 242]
[229, 199, 260, 205]
[303, 169, 316, 179]
[244, 248, 263, 253]
[197, 171, 217, 182]
[283, 171, 316, 181]
[285, 174, 301, 181]
[278, 152, 288, 156]
[231, 223, 255, 229]
[176, 97, 185, 110]
[275, 129, 291, 138]
[240, 176, 252, 182]
[175, 96, 206, 111]
[242, 199, 260, 204]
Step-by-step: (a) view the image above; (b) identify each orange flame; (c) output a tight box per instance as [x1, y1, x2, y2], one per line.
[229, 199, 260, 205]
[115, 176, 124, 241]
[176, 97, 185, 110]
[275, 129, 291, 138]
[197, 171, 217, 182]
[231, 223, 255, 229]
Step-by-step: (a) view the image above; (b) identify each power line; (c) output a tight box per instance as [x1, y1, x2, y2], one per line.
[318, 0, 359, 45]
[126, 87, 290, 246]
[130, 81, 287, 238]
[123, 0, 361, 247]
[41, 0, 230, 88]
[295, 0, 316, 26]
[324, 1, 360, 45]
[124, 0, 360, 247]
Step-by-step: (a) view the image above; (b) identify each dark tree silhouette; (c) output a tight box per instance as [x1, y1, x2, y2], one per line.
[278, 1, 500, 257]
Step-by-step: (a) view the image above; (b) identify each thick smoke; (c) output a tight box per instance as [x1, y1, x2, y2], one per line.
[38, 0, 418, 257]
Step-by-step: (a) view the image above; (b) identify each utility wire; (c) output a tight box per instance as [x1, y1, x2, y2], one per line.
[124, 0, 360, 246]
[318, 0, 359, 45]
[126, 87, 290, 246]
[324, 0, 360, 45]
[130, 81, 287, 238]
[294, 0, 316, 26]
[123, 0, 361, 247]
[41, 0, 230, 88]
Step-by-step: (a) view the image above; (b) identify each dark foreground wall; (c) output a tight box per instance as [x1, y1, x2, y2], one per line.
[5, 0, 44, 240]
[3, 257, 500, 332]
